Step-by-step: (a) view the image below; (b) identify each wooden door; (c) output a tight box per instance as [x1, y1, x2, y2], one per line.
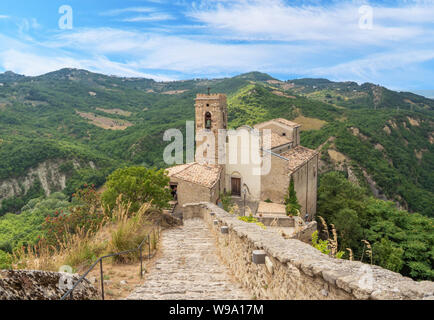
[231, 178, 241, 196]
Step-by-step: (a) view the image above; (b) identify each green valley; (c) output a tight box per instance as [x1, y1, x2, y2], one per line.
[0, 69, 433, 280]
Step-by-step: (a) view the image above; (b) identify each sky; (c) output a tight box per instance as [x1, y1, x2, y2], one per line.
[0, 0, 433, 92]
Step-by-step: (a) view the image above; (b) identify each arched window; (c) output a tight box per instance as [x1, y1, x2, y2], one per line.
[205, 112, 212, 129]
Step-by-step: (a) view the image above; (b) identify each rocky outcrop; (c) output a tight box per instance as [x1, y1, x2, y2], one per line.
[0, 159, 97, 211]
[0, 270, 98, 300]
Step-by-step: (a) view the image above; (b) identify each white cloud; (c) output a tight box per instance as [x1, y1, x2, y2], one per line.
[188, 1, 434, 45]
[0, 33, 173, 81]
[45, 27, 313, 75]
[311, 49, 434, 82]
[123, 13, 175, 22]
[101, 7, 156, 16]
[1, 0, 434, 89]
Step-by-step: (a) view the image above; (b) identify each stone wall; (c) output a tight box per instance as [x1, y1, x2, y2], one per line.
[260, 155, 288, 203]
[0, 270, 98, 300]
[171, 177, 219, 209]
[183, 202, 434, 300]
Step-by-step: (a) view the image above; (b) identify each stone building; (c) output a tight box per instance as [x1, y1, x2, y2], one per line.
[167, 93, 318, 220]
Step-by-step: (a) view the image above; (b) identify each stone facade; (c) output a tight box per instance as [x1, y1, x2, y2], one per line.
[183, 203, 434, 300]
[195, 93, 228, 166]
[170, 175, 222, 209]
[260, 154, 289, 202]
[168, 93, 319, 220]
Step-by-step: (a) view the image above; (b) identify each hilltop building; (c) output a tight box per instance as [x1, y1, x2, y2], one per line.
[167, 93, 318, 221]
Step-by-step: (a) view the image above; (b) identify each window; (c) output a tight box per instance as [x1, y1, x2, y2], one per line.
[205, 112, 212, 129]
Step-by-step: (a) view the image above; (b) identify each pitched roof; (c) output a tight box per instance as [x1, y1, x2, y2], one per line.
[279, 146, 318, 171]
[166, 162, 222, 188]
[270, 132, 291, 148]
[274, 118, 301, 128]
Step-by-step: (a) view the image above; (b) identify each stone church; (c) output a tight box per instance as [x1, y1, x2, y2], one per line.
[167, 93, 319, 221]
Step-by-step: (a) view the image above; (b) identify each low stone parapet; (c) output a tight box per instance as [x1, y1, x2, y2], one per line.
[183, 202, 434, 300]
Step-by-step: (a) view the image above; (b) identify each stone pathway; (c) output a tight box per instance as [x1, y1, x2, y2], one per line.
[127, 218, 251, 300]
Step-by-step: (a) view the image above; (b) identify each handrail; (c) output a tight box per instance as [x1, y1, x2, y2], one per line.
[60, 226, 160, 300]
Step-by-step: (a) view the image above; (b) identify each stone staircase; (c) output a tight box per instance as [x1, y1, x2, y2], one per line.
[127, 218, 250, 300]
[163, 200, 178, 216]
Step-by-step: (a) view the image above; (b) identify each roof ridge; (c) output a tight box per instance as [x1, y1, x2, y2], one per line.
[175, 162, 196, 176]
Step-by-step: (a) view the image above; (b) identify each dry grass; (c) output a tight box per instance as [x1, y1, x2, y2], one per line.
[96, 107, 132, 117]
[292, 115, 327, 131]
[76, 110, 133, 130]
[12, 199, 161, 274]
[361, 240, 373, 264]
[346, 248, 354, 261]
[317, 216, 345, 259]
[161, 90, 188, 95]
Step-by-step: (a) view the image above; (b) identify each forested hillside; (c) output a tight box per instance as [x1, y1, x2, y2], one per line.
[0, 68, 433, 280]
[0, 69, 432, 217]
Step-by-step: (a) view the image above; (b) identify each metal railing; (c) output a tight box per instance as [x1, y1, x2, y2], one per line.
[60, 226, 161, 300]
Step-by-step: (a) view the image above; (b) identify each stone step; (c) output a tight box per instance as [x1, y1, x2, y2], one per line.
[127, 218, 251, 300]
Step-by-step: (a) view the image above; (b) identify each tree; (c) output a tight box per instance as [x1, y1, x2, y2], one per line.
[284, 177, 301, 216]
[102, 167, 172, 212]
[373, 237, 404, 273]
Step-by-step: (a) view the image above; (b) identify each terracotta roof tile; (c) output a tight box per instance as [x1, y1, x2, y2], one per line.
[279, 146, 318, 171]
[270, 132, 291, 148]
[167, 163, 222, 188]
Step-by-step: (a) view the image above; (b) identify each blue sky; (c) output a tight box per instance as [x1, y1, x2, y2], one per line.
[0, 0, 433, 92]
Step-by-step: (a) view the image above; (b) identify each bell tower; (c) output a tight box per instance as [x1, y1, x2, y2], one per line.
[195, 91, 228, 165]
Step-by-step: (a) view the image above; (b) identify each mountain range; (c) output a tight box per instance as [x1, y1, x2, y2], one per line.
[0, 69, 432, 217]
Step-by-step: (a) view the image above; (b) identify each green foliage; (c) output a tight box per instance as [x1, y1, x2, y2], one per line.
[0, 250, 12, 269]
[64, 167, 110, 197]
[227, 84, 341, 129]
[317, 171, 434, 280]
[0, 181, 45, 216]
[373, 238, 404, 273]
[302, 110, 434, 217]
[238, 215, 266, 229]
[0, 192, 71, 251]
[311, 230, 345, 258]
[220, 192, 233, 212]
[284, 178, 301, 216]
[238, 215, 259, 223]
[0, 69, 432, 221]
[102, 166, 172, 212]
[42, 186, 104, 246]
[312, 231, 330, 255]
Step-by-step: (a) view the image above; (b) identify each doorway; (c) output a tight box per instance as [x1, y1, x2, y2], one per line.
[231, 177, 241, 196]
[170, 184, 178, 201]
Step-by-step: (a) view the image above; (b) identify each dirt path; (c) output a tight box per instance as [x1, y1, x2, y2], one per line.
[127, 218, 251, 300]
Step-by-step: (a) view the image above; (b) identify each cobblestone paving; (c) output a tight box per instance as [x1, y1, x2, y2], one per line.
[127, 218, 251, 300]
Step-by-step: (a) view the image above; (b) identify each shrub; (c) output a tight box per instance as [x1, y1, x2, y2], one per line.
[42, 185, 105, 246]
[0, 250, 12, 269]
[285, 178, 301, 216]
[220, 192, 233, 212]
